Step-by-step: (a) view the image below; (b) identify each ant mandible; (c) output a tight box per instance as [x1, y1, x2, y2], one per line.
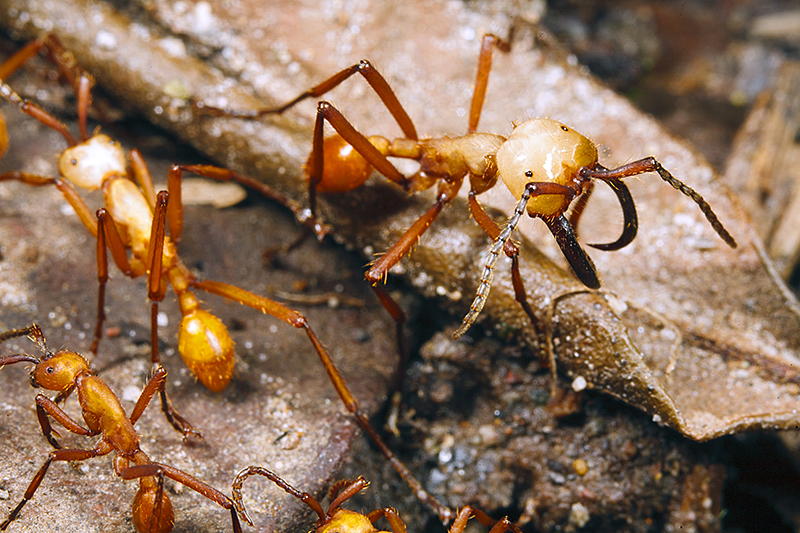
[197, 33, 737, 338]
[231, 466, 523, 533]
[0, 35, 335, 436]
[0, 324, 243, 533]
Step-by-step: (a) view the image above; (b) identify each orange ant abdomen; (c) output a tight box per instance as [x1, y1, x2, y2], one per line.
[177, 309, 235, 392]
[309, 134, 374, 193]
[132, 481, 175, 533]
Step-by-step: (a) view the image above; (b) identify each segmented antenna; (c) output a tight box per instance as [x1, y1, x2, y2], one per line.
[453, 186, 532, 339]
[650, 158, 737, 248]
[231, 466, 325, 526]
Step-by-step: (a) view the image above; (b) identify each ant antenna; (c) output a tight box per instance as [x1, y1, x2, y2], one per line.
[26, 324, 50, 356]
[453, 182, 534, 339]
[232, 466, 326, 526]
[650, 161, 737, 248]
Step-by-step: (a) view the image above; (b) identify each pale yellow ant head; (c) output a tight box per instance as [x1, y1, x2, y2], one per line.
[496, 119, 598, 218]
[31, 350, 90, 392]
[58, 134, 126, 190]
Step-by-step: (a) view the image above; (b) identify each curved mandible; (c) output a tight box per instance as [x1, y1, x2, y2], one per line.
[544, 214, 600, 289]
[587, 178, 638, 251]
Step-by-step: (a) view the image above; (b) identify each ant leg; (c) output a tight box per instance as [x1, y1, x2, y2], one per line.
[543, 214, 600, 289]
[92, 207, 135, 356]
[0, 80, 76, 146]
[120, 462, 243, 533]
[165, 163, 330, 241]
[232, 466, 326, 525]
[144, 192, 201, 439]
[467, 192, 542, 338]
[580, 158, 737, 248]
[363, 182, 461, 372]
[366, 508, 408, 533]
[128, 364, 167, 424]
[129, 149, 157, 207]
[34, 393, 99, 450]
[196, 59, 418, 141]
[0, 172, 98, 237]
[468, 34, 511, 134]
[365, 178, 463, 286]
[370, 284, 408, 388]
[190, 279, 454, 522]
[1, 443, 113, 530]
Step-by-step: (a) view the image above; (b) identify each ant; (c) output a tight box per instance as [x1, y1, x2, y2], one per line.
[231, 466, 523, 533]
[0, 324, 243, 533]
[196, 33, 737, 339]
[0, 35, 452, 521]
[0, 35, 336, 436]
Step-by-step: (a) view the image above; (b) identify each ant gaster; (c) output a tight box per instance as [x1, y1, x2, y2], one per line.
[0, 324, 243, 533]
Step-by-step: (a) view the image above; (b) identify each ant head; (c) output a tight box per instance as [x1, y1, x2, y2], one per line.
[58, 134, 126, 190]
[496, 118, 598, 218]
[30, 350, 90, 392]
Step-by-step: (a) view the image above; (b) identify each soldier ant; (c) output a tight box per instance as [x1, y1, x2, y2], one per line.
[231, 466, 522, 533]
[197, 33, 737, 338]
[0, 35, 336, 436]
[0, 324, 243, 533]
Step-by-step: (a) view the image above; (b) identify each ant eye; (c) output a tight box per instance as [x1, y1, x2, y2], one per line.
[70, 159, 78, 165]
[108, 139, 115, 145]
[561, 125, 569, 132]
[525, 170, 533, 178]
[46, 366, 55, 374]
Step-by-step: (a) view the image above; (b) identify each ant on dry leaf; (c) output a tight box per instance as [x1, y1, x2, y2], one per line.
[231, 466, 523, 533]
[0, 324, 243, 533]
[197, 33, 736, 340]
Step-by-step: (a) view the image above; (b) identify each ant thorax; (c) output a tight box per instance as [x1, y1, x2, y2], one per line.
[58, 134, 126, 190]
[495, 119, 598, 218]
[104, 177, 156, 252]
